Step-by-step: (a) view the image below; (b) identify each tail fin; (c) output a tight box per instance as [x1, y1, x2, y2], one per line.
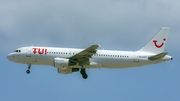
[139, 27, 170, 53]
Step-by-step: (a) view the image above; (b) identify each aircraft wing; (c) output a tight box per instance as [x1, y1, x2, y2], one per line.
[148, 52, 168, 60]
[69, 45, 99, 65]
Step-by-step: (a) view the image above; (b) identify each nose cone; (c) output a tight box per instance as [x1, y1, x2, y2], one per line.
[7, 53, 14, 61]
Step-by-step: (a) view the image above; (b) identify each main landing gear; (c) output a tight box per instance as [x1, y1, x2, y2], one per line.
[26, 64, 31, 74]
[80, 68, 88, 79]
[79, 61, 88, 79]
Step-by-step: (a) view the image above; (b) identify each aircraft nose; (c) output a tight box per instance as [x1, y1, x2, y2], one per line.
[7, 53, 14, 61]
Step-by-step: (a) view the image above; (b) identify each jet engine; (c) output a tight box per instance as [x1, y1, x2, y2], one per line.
[53, 58, 79, 74]
[54, 58, 69, 68]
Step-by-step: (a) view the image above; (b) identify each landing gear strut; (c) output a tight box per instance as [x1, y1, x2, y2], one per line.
[80, 68, 88, 79]
[79, 61, 88, 79]
[26, 64, 31, 74]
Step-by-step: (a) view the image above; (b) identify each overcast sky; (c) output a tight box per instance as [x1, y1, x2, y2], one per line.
[0, 0, 180, 101]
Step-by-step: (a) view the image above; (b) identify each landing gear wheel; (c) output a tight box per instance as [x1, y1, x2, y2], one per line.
[26, 64, 31, 74]
[80, 69, 88, 79]
[82, 74, 88, 79]
[80, 69, 85, 75]
[79, 62, 88, 79]
[26, 70, 30, 74]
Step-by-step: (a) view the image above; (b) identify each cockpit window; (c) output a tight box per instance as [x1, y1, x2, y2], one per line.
[14, 50, 18, 52]
[14, 50, 21, 52]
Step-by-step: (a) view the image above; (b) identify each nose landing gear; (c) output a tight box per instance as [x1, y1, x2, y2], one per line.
[26, 64, 31, 74]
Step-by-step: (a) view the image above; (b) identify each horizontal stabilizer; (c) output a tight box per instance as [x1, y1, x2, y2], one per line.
[148, 52, 168, 60]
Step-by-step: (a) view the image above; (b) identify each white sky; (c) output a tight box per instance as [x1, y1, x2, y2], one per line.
[1, 0, 180, 52]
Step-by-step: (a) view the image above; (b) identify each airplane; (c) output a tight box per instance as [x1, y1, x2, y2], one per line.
[7, 27, 173, 79]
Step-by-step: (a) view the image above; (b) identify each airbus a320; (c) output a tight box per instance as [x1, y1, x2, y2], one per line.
[7, 27, 173, 79]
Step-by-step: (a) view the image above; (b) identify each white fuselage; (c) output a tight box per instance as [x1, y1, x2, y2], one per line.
[7, 46, 172, 69]
[6, 27, 172, 79]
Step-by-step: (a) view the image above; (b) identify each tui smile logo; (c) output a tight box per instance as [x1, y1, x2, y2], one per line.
[153, 38, 166, 48]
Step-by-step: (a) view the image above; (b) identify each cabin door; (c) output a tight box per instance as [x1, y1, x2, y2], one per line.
[134, 53, 139, 63]
[26, 48, 31, 57]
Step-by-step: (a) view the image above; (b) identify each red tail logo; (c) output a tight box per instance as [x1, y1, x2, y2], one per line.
[153, 38, 166, 48]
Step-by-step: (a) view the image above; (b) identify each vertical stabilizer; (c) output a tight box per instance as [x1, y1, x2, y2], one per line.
[139, 27, 170, 53]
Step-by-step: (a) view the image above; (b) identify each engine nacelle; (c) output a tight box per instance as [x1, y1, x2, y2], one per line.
[57, 68, 79, 74]
[54, 58, 79, 74]
[54, 58, 69, 68]
[57, 68, 72, 74]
